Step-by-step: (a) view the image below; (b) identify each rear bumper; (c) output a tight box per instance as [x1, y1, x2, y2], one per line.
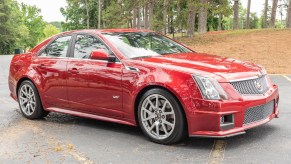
[187, 84, 279, 138]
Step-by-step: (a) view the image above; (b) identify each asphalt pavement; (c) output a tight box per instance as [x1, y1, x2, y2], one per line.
[0, 55, 290, 164]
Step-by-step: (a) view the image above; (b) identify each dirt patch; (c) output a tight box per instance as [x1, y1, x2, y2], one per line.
[178, 29, 291, 74]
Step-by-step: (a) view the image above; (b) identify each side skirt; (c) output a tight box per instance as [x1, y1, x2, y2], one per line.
[46, 107, 136, 126]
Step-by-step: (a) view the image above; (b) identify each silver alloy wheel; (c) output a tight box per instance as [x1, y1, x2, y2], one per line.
[19, 84, 36, 116]
[141, 94, 176, 140]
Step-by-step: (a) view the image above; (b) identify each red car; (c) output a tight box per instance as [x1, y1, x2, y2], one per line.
[9, 29, 279, 144]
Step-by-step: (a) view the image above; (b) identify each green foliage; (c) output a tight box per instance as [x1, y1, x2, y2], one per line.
[42, 24, 61, 40]
[61, 0, 234, 33]
[49, 21, 62, 30]
[0, 0, 58, 54]
[20, 2, 46, 49]
[60, 0, 88, 30]
[0, 0, 23, 54]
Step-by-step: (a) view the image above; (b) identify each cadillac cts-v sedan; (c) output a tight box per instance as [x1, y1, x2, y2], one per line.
[9, 29, 279, 144]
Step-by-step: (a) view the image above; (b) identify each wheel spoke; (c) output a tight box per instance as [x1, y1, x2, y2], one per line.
[24, 86, 28, 95]
[149, 122, 156, 131]
[147, 98, 156, 109]
[25, 104, 30, 113]
[161, 100, 169, 112]
[142, 107, 152, 115]
[21, 90, 26, 96]
[155, 95, 159, 107]
[142, 115, 155, 121]
[163, 111, 174, 115]
[161, 123, 168, 135]
[156, 124, 160, 136]
[164, 120, 174, 128]
[20, 97, 28, 103]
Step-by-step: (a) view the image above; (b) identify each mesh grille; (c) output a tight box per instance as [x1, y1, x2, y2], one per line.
[230, 76, 269, 95]
[243, 100, 274, 125]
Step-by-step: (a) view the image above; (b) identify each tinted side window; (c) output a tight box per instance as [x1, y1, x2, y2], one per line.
[39, 36, 72, 57]
[73, 35, 110, 59]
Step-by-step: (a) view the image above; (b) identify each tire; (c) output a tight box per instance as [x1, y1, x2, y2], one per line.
[18, 80, 49, 119]
[138, 88, 187, 144]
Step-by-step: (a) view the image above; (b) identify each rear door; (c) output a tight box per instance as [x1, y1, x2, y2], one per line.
[32, 35, 72, 108]
[67, 34, 123, 117]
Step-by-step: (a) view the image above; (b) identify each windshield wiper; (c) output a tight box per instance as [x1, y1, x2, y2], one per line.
[161, 51, 180, 55]
[131, 55, 154, 59]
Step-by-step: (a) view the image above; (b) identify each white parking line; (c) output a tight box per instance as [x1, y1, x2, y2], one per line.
[282, 75, 291, 82]
[208, 140, 227, 164]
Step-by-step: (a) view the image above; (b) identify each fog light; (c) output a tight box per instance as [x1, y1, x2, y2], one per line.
[220, 116, 225, 124]
[220, 114, 234, 131]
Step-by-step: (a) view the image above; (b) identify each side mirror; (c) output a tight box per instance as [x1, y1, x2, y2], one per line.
[90, 49, 116, 62]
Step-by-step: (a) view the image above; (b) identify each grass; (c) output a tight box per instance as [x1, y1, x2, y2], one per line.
[174, 28, 291, 74]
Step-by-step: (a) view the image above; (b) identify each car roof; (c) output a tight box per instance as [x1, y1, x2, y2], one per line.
[58, 29, 154, 36]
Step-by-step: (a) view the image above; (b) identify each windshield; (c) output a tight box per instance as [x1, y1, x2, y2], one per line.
[102, 32, 192, 59]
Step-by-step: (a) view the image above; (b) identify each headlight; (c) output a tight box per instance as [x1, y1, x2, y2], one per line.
[193, 75, 228, 100]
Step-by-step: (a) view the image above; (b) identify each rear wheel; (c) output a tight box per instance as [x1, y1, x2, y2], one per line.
[18, 80, 49, 119]
[138, 88, 187, 144]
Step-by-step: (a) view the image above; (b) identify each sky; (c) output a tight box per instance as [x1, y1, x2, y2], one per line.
[241, 0, 265, 15]
[17, 0, 67, 22]
[16, 0, 285, 22]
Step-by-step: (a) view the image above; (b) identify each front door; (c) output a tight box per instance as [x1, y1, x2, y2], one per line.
[67, 34, 123, 117]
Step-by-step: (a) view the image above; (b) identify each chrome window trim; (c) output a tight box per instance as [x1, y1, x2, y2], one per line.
[68, 57, 122, 64]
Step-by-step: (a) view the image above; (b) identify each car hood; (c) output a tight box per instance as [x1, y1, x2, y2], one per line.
[134, 52, 264, 82]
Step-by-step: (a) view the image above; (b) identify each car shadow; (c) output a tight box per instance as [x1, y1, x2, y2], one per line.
[40, 112, 278, 150]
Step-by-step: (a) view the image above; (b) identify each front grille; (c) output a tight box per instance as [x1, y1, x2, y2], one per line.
[243, 100, 274, 125]
[230, 75, 269, 95]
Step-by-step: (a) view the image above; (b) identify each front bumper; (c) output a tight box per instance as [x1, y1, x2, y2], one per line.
[187, 84, 279, 138]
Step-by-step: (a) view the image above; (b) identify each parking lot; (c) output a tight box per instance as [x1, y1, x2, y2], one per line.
[0, 55, 290, 163]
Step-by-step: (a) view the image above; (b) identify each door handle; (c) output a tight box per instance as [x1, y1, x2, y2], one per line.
[70, 68, 79, 74]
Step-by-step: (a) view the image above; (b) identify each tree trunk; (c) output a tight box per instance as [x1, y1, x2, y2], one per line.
[198, 0, 208, 34]
[263, 0, 268, 28]
[177, 0, 181, 32]
[270, 0, 278, 28]
[137, 7, 141, 29]
[103, 0, 108, 28]
[85, 0, 89, 28]
[163, 0, 168, 34]
[246, 0, 251, 29]
[132, 8, 137, 28]
[187, 5, 196, 37]
[233, 0, 239, 30]
[98, 0, 101, 29]
[286, 0, 291, 28]
[149, 0, 154, 30]
[144, 4, 149, 29]
[218, 13, 222, 31]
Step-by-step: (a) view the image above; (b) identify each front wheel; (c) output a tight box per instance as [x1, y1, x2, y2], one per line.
[18, 80, 49, 119]
[138, 88, 187, 144]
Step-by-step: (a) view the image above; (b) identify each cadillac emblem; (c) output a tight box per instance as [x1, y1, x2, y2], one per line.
[254, 80, 263, 92]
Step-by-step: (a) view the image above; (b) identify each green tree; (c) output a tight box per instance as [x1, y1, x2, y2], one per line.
[20, 3, 46, 49]
[0, 0, 29, 54]
[42, 24, 61, 40]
